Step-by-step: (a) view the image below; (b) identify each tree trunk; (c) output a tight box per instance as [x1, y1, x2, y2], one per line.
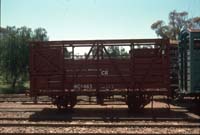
[12, 77, 17, 90]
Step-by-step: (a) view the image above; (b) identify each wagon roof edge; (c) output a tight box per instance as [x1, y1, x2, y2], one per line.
[29, 38, 169, 45]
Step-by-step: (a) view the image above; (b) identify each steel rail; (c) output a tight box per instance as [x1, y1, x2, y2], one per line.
[0, 123, 199, 128]
[0, 106, 192, 111]
[0, 133, 199, 135]
[0, 117, 199, 122]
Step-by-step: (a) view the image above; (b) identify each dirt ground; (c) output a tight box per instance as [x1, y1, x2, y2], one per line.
[0, 94, 199, 134]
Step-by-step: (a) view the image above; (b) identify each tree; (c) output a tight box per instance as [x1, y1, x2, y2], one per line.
[119, 47, 129, 57]
[151, 10, 200, 40]
[90, 45, 128, 58]
[107, 46, 120, 57]
[32, 28, 48, 41]
[107, 46, 128, 58]
[0, 26, 48, 89]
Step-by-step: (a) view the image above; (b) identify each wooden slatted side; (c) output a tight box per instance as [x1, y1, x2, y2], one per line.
[131, 48, 169, 89]
[64, 58, 130, 89]
[30, 45, 64, 96]
[30, 46, 64, 75]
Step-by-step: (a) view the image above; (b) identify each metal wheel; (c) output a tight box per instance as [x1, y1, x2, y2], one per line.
[69, 94, 77, 109]
[54, 96, 69, 110]
[127, 93, 150, 112]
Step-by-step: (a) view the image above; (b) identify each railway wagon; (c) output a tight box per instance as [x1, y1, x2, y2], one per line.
[178, 29, 200, 97]
[29, 39, 171, 110]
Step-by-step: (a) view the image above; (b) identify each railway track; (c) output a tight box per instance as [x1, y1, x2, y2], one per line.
[1, 133, 199, 135]
[0, 122, 199, 128]
[0, 121, 199, 135]
[0, 117, 199, 122]
[0, 111, 199, 122]
[1, 118, 198, 134]
[0, 107, 199, 122]
[0, 107, 192, 112]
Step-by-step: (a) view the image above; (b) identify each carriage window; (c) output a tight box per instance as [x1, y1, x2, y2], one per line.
[194, 39, 200, 49]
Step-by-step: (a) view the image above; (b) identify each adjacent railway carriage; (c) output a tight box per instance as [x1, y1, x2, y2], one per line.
[29, 39, 171, 110]
[178, 29, 200, 96]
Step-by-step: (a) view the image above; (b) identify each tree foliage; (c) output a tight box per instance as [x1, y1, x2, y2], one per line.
[0, 26, 48, 89]
[107, 46, 128, 58]
[90, 45, 128, 58]
[151, 10, 200, 40]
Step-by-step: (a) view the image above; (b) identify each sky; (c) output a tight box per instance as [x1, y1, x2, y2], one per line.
[1, 0, 200, 40]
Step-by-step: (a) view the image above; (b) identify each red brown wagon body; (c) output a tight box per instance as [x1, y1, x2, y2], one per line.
[29, 39, 170, 110]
